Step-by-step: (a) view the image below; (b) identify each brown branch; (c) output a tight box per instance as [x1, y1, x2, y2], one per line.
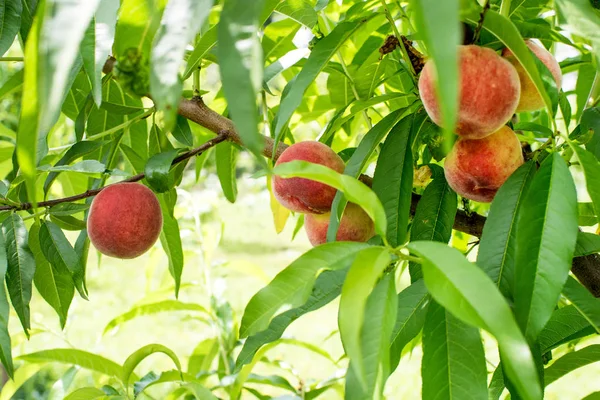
[0, 132, 229, 212]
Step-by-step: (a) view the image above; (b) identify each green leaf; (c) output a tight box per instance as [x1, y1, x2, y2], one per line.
[144, 150, 179, 193]
[29, 223, 73, 330]
[0, 0, 22, 56]
[122, 344, 182, 387]
[0, 228, 12, 378]
[48, 203, 90, 217]
[414, 0, 460, 145]
[158, 192, 184, 297]
[0, 364, 41, 400]
[215, 142, 239, 203]
[114, 0, 166, 57]
[538, 305, 594, 353]
[372, 114, 414, 247]
[572, 146, 600, 225]
[409, 172, 457, 282]
[272, 19, 369, 152]
[275, 0, 317, 28]
[555, 0, 600, 64]
[544, 344, 600, 387]
[273, 161, 387, 239]
[345, 274, 397, 400]
[407, 241, 542, 400]
[38, 160, 107, 174]
[150, 0, 213, 128]
[63, 387, 107, 400]
[575, 64, 596, 122]
[477, 161, 537, 300]
[43, 140, 106, 194]
[17, 2, 42, 214]
[514, 153, 578, 341]
[39, 221, 87, 299]
[183, 26, 217, 79]
[217, 0, 265, 157]
[0, 69, 24, 100]
[2, 213, 35, 335]
[171, 115, 194, 147]
[462, 9, 554, 118]
[582, 108, 600, 160]
[18, 349, 125, 379]
[49, 215, 86, 231]
[240, 242, 369, 338]
[38, 0, 101, 134]
[188, 338, 219, 377]
[104, 300, 210, 335]
[19, 0, 37, 43]
[389, 280, 430, 372]
[421, 301, 488, 400]
[236, 268, 347, 371]
[338, 247, 391, 388]
[562, 276, 600, 334]
[327, 109, 406, 242]
[575, 232, 600, 257]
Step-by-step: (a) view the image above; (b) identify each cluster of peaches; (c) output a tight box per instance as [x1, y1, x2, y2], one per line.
[420, 41, 562, 202]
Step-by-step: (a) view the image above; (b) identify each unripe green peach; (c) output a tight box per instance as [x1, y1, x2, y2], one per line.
[273, 141, 345, 214]
[444, 126, 524, 203]
[502, 40, 562, 112]
[304, 203, 374, 246]
[87, 182, 163, 259]
[419, 45, 521, 139]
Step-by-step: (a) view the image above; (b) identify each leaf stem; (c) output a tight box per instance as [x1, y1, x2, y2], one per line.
[499, 0, 512, 17]
[320, 13, 373, 129]
[193, 66, 201, 97]
[380, 0, 417, 79]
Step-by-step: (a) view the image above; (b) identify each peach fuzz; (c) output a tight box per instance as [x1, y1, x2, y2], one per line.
[273, 141, 345, 214]
[502, 40, 562, 112]
[304, 203, 375, 246]
[444, 126, 524, 203]
[419, 45, 521, 139]
[87, 182, 163, 259]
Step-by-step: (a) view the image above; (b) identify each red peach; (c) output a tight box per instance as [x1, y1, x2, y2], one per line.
[444, 126, 524, 203]
[304, 203, 375, 246]
[273, 141, 345, 214]
[87, 182, 163, 259]
[419, 45, 521, 139]
[502, 40, 562, 112]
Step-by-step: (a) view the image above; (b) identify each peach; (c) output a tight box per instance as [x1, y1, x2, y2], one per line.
[304, 203, 375, 246]
[419, 45, 521, 139]
[87, 182, 163, 259]
[502, 40, 562, 112]
[444, 126, 524, 203]
[273, 141, 345, 213]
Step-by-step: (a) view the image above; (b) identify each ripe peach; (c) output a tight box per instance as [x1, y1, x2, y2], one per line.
[444, 126, 524, 203]
[273, 141, 345, 213]
[502, 40, 562, 112]
[304, 203, 375, 246]
[419, 45, 521, 139]
[87, 182, 163, 259]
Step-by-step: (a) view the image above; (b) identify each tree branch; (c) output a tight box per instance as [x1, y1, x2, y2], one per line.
[0, 132, 229, 212]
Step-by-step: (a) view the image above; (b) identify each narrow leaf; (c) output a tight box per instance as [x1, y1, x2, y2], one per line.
[562, 276, 600, 333]
[2, 213, 35, 335]
[0, 0, 22, 56]
[538, 305, 594, 353]
[18, 349, 125, 379]
[408, 241, 542, 400]
[122, 344, 182, 386]
[151, 0, 213, 127]
[338, 247, 391, 388]
[158, 192, 184, 297]
[240, 242, 369, 338]
[215, 141, 238, 203]
[0, 229, 13, 378]
[144, 150, 179, 193]
[544, 345, 600, 387]
[477, 161, 537, 300]
[514, 153, 578, 341]
[422, 301, 487, 400]
[39, 221, 87, 299]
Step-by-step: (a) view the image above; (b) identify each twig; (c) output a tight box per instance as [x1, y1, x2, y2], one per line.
[0, 57, 23, 62]
[471, 0, 491, 44]
[0, 132, 229, 212]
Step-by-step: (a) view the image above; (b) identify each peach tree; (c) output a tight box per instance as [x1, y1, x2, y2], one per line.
[0, 0, 599, 398]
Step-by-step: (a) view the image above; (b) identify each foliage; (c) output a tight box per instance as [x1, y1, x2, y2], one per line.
[0, 0, 599, 399]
